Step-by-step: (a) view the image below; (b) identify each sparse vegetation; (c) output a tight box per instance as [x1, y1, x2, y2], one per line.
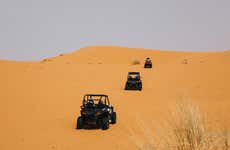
[182, 59, 188, 64]
[41, 58, 52, 63]
[130, 101, 229, 150]
[132, 59, 141, 65]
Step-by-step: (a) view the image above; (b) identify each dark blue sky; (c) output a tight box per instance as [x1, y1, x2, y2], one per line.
[0, 0, 230, 60]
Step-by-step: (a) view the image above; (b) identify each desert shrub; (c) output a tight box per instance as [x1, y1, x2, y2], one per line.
[165, 101, 215, 150]
[182, 59, 188, 64]
[130, 101, 229, 150]
[132, 59, 141, 65]
[165, 101, 229, 150]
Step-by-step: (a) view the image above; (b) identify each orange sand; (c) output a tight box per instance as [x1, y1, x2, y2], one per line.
[0, 46, 230, 150]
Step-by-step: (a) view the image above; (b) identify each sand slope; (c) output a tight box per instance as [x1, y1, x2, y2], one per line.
[0, 46, 230, 150]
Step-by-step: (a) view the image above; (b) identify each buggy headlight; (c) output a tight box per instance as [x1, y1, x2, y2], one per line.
[107, 108, 111, 113]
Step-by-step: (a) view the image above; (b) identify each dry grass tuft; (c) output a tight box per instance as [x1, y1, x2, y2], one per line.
[131, 101, 229, 150]
[132, 59, 141, 65]
[168, 101, 206, 149]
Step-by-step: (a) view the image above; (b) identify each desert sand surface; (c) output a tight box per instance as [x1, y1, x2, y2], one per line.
[0, 46, 230, 150]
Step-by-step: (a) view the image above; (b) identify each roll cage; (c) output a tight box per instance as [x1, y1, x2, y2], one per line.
[127, 72, 141, 81]
[82, 94, 110, 106]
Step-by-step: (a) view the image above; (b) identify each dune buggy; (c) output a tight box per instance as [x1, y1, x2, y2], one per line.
[125, 72, 142, 91]
[144, 57, 152, 68]
[76, 94, 116, 130]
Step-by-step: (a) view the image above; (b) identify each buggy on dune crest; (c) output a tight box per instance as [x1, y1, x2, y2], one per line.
[144, 57, 152, 68]
[125, 72, 142, 91]
[76, 94, 116, 130]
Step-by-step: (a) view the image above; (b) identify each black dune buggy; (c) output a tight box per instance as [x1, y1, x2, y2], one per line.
[144, 57, 152, 68]
[125, 72, 142, 91]
[76, 94, 116, 130]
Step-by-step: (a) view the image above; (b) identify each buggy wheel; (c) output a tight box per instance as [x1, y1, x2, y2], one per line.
[125, 83, 129, 90]
[101, 117, 109, 130]
[145, 64, 152, 68]
[111, 112, 117, 124]
[96, 119, 101, 128]
[139, 83, 142, 91]
[76, 116, 84, 129]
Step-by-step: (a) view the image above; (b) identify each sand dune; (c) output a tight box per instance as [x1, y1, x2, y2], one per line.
[0, 46, 230, 150]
